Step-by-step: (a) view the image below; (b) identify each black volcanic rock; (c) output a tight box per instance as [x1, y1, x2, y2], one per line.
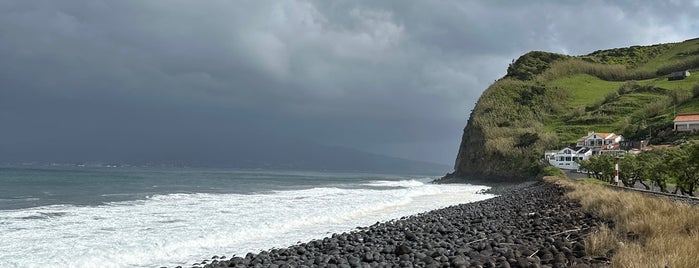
[195, 181, 608, 268]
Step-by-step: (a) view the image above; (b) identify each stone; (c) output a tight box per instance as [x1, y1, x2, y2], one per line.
[395, 244, 412, 255]
[449, 256, 468, 266]
[198, 182, 605, 268]
[405, 231, 417, 241]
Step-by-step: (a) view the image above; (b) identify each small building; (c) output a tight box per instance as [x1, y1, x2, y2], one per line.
[674, 112, 699, 131]
[668, 70, 690, 81]
[600, 143, 626, 157]
[576, 131, 623, 154]
[619, 140, 648, 151]
[548, 147, 592, 170]
[543, 150, 558, 161]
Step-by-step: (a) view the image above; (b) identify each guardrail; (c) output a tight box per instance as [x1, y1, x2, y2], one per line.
[604, 184, 699, 204]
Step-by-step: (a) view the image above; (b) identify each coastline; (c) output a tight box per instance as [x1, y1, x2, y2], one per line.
[197, 181, 607, 268]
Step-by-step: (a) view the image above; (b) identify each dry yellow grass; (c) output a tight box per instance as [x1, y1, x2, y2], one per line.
[585, 224, 617, 257]
[545, 176, 699, 268]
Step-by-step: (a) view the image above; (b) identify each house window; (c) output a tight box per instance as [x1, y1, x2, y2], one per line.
[559, 157, 564, 161]
[565, 157, 571, 161]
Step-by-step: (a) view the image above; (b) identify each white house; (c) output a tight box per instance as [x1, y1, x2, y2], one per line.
[674, 113, 699, 131]
[576, 131, 623, 154]
[548, 147, 592, 170]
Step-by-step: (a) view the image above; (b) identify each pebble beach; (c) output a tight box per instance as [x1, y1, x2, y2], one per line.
[196, 181, 608, 268]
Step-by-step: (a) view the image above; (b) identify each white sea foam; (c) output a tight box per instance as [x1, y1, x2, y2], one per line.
[363, 179, 427, 187]
[0, 180, 494, 268]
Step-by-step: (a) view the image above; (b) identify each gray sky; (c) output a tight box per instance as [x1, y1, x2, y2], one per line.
[2, 0, 699, 165]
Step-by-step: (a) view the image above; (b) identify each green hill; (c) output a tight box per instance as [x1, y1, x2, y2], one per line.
[448, 38, 699, 181]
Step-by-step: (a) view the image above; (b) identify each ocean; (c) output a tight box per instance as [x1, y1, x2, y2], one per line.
[0, 167, 494, 268]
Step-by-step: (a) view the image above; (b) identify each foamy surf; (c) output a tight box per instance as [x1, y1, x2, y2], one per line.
[0, 179, 494, 268]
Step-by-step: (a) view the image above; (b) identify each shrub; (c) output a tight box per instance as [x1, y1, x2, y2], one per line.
[537, 58, 656, 82]
[643, 98, 671, 117]
[669, 89, 693, 105]
[514, 132, 539, 148]
[542, 166, 565, 177]
[656, 55, 699, 76]
[617, 81, 638, 95]
[603, 91, 619, 103]
[692, 84, 699, 97]
[583, 43, 674, 68]
[570, 106, 585, 118]
[506, 51, 571, 80]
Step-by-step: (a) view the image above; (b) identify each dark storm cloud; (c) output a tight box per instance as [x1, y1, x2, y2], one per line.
[1, 0, 699, 164]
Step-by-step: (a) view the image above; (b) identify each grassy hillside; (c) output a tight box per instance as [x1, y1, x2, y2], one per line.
[451, 38, 699, 180]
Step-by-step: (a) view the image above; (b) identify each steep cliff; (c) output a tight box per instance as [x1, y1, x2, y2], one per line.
[448, 53, 569, 180]
[445, 38, 699, 182]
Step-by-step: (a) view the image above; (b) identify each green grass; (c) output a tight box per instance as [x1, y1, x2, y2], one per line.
[553, 124, 616, 143]
[634, 38, 699, 73]
[677, 97, 699, 113]
[549, 74, 623, 107]
[579, 177, 609, 184]
[639, 72, 699, 91]
[545, 76, 670, 144]
[457, 37, 699, 179]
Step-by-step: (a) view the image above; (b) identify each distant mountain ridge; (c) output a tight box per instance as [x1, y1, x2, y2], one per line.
[0, 134, 449, 175]
[446, 38, 699, 181]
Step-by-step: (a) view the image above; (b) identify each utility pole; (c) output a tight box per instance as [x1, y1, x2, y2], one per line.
[614, 157, 620, 186]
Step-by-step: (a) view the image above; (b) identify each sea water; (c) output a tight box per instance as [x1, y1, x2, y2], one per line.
[0, 167, 494, 268]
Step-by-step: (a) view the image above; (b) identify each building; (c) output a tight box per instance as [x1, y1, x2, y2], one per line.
[668, 70, 690, 81]
[619, 140, 649, 151]
[600, 142, 626, 156]
[576, 131, 623, 154]
[674, 112, 699, 131]
[547, 147, 592, 170]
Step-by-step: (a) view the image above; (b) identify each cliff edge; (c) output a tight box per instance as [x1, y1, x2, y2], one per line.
[443, 38, 699, 182]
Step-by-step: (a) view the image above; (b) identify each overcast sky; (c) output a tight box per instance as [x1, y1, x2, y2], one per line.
[2, 0, 699, 165]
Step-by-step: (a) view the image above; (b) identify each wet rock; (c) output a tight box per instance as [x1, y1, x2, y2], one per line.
[197, 182, 605, 268]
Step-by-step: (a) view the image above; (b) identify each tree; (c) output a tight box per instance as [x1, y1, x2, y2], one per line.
[580, 153, 615, 183]
[577, 159, 596, 179]
[595, 154, 616, 183]
[638, 149, 670, 193]
[618, 155, 648, 188]
[668, 142, 699, 195]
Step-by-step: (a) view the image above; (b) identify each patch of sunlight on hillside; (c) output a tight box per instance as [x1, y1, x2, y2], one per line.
[550, 74, 623, 107]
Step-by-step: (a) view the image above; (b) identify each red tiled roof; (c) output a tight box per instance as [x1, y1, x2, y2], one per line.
[674, 113, 699, 122]
[597, 133, 613, 139]
[578, 132, 615, 141]
[601, 143, 620, 151]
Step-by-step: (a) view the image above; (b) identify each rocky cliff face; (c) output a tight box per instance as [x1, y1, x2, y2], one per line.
[443, 51, 569, 182]
[447, 108, 535, 182]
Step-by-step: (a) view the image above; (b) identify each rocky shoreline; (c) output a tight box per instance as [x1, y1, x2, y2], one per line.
[190, 181, 607, 268]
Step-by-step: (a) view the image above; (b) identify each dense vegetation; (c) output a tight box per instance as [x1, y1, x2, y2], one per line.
[579, 142, 699, 195]
[452, 38, 699, 180]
